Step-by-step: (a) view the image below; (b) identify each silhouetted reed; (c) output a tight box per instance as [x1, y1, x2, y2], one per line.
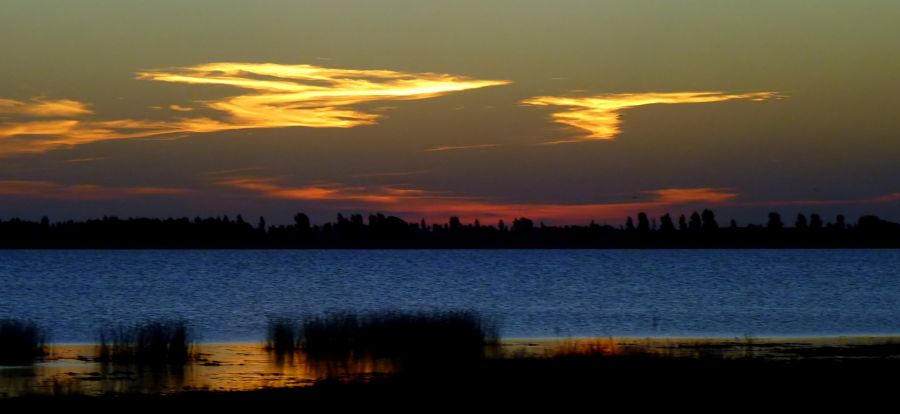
[97, 320, 193, 366]
[265, 317, 301, 355]
[0, 319, 47, 365]
[299, 310, 498, 375]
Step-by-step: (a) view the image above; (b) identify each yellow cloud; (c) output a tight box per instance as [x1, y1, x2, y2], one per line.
[522, 91, 780, 142]
[0, 63, 509, 155]
[136, 62, 509, 130]
[0, 98, 93, 117]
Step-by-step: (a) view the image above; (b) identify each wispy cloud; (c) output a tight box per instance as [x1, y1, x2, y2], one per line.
[738, 192, 900, 208]
[0, 63, 509, 155]
[424, 144, 499, 152]
[522, 91, 780, 143]
[63, 156, 109, 163]
[136, 62, 509, 130]
[383, 187, 738, 223]
[0, 98, 93, 117]
[221, 177, 738, 223]
[349, 169, 433, 178]
[649, 187, 738, 204]
[0, 180, 192, 200]
[217, 177, 443, 204]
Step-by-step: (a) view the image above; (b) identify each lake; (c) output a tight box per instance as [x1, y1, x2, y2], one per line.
[1, 249, 899, 342]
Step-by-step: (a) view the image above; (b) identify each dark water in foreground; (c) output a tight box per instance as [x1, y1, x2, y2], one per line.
[1, 249, 899, 342]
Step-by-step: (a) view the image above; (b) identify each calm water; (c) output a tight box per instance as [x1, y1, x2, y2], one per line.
[1, 249, 899, 342]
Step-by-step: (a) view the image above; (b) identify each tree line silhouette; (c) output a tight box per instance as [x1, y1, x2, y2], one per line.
[0, 209, 898, 248]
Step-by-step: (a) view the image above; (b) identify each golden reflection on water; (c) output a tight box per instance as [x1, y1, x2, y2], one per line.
[0, 343, 332, 397]
[3, 337, 893, 397]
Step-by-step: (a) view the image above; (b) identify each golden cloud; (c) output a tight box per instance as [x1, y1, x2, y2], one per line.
[0, 98, 93, 117]
[136, 63, 509, 130]
[522, 91, 780, 143]
[0, 63, 509, 155]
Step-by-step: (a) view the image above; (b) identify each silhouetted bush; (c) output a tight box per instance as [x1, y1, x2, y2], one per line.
[0, 319, 47, 364]
[300, 310, 498, 374]
[97, 320, 193, 366]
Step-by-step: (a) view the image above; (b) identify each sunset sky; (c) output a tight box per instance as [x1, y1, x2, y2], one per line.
[1, 0, 898, 225]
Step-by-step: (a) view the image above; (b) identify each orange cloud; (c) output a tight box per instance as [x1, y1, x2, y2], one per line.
[0, 63, 509, 155]
[650, 188, 738, 204]
[0, 98, 93, 117]
[388, 187, 738, 223]
[424, 144, 499, 152]
[218, 177, 437, 204]
[0, 180, 192, 200]
[522, 91, 780, 143]
[220, 177, 738, 223]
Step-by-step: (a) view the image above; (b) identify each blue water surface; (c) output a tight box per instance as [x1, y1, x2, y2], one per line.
[1, 249, 899, 341]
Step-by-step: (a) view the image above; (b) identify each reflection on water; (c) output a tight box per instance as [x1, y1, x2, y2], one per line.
[3, 337, 900, 397]
[0, 343, 329, 397]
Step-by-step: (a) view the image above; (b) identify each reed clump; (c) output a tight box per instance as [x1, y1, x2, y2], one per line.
[265, 317, 301, 355]
[298, 310, 498, 373]
[97, 320, 193, 366]
[0, 319, 47, 364]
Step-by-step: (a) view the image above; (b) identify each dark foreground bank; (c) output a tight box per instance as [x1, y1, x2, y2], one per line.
[3, 352, 899, 408]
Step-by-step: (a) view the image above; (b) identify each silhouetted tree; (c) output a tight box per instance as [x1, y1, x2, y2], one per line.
[625, 217, 635, 231]
[512, 217, 534, 233]
[678, 215, 688, 231]
[809, 214, 823, 230]
[688, 212, 702, 232]
[767, 212, 783, 230]
[637, 212, 650, 233]
[701, 209, 718, 231]
[795, 214, 808, 229]
[294, 213, 310, 230]
[659, 214, 676, 233]
[257, 216, 267, 233]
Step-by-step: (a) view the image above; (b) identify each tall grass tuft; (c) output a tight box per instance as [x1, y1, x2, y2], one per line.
[300, 310, 498, 375]
[97, 320, 193, 366]
[0, 319, 47, 364]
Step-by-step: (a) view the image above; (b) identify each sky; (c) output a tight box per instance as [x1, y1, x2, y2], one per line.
[1, 0, 899, 225]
